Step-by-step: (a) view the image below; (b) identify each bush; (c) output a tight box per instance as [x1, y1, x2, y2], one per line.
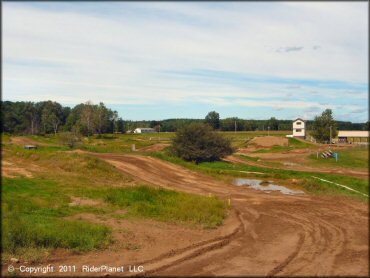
[58, 131, 82, 148]
[171, 123, 234, 163]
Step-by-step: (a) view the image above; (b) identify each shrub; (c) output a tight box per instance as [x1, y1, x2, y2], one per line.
[58, 130, 82, 148]
[171, 123, 234, 163]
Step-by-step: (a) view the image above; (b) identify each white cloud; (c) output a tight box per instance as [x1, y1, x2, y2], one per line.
[2, 2, 368, 121]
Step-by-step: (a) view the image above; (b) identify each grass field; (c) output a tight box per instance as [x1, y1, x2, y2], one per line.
[2, 141, 226, 263]
[308, 146, 368, 170]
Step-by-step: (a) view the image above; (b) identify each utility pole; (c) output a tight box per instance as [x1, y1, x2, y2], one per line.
[268, 126, 270, 136]
[329, 125, 332, 144]
[234, 120, 237, 133]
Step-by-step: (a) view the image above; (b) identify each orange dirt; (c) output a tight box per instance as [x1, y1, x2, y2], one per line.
[2, 160, 40, 178]
[138, 144, 170, 152]
[3, 153, 368, 276]
[10, 137, 41, 146]
[248, 136, 288, 147]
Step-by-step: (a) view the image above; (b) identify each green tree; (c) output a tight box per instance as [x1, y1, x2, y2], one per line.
[311, 109, 338, 143]
[94, 102, 112, 134]
[220, 117, 244, 131]
[205, 111, 220, 129]
[267, 117, 279, 131]
[41, 101, 63, 135]
[80, 101, 95, 137]
[171, 123, 234, 164]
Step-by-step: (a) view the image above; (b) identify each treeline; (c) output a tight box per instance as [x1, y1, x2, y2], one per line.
[1, 101, 368, 135]
[126, 118, 369, 132]
[1, 101, 124, 135]
[125, 118, 293, 132]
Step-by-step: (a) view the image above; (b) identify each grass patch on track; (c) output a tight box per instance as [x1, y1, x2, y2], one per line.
[105, 185, 225, 228]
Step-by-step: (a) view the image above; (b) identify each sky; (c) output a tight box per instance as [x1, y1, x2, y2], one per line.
[2, 1, 368, 122]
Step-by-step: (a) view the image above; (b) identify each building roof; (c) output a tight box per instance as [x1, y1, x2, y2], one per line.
[293, 118, 306, 122]
[135, 127, 155, 130]
[338, 131, 369, 138]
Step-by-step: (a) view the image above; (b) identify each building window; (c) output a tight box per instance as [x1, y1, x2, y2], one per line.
[296, 129, 301, 132]
[296, 122, 301, 125]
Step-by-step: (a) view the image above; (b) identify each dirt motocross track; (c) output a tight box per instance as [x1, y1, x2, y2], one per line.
[92, 154, 369, 276]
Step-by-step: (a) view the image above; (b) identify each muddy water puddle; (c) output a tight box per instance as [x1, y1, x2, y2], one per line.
[233, 178, 304, 195]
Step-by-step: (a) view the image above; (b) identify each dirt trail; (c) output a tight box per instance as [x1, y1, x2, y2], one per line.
[6, 153, 367, 276]
[91, 153, 368, 276]
[226, 154, 369, 179]
[137, 143, 170, 152]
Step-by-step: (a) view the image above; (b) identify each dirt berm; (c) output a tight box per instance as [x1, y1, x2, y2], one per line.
[248, 136, 288, 147]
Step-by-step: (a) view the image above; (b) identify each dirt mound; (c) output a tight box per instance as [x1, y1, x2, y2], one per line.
[10, 137, 40, 146]
[2, 160, 35, 178]
[249, 136, 288, 147]
[139, 143, 170, 152]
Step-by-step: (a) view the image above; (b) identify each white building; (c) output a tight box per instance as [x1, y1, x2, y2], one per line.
[134, 127, 156, 134]
[337, 130, 369, 143]
[292, 118, 306, 139]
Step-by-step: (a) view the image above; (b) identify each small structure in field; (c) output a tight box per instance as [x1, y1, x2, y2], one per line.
[337, 131, 369, 144]
[292, 118, 306, 139]
[134, 127, 156, 134]
[24, 145, 37, 150]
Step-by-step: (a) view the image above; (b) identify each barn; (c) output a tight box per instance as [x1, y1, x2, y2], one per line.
[337, 131, 369, 144]
[134, 127, 156, 134]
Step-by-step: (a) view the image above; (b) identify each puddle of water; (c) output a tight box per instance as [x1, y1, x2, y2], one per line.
[233, 178, 304, 195]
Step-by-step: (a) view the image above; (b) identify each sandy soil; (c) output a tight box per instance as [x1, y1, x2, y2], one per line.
[68, 197, 102, 207]
[248, 136, 288, 147]
[137, 144, 170, 152]
[2, 160, 34, 178]
[4, 153, 368, 276]
[2, 159, 42, 178]
[10, 137, 41, 146]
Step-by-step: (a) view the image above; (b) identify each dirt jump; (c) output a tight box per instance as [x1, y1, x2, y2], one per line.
[85, 153, 368, 276]
[248, 136, 288, 147]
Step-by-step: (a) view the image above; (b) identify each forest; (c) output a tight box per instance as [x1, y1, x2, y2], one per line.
[1, 101, 368, 135]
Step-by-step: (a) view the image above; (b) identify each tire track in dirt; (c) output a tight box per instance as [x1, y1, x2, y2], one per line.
[92, 153, 368, 276]
[137, 209, 245, 276]
[266, 233, 305, 276]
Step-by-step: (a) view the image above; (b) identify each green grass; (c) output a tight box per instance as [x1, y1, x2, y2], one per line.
[2, 133, 12, 143]
[152, 151, 368, 201]
[2, 143, 227, 262]
[2, 177, 113, 262]
[104, 186, 225, 228]
[308, 146, 368, 170]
